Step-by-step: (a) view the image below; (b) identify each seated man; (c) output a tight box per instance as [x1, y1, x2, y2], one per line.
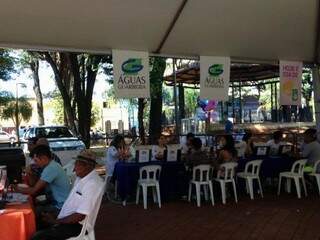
[301, 128, 320, 172]
[185, 137, 211, 169]
[13, 144, 70, 214]
[31, 150, 104, 240]
[26, 137, 63, 187]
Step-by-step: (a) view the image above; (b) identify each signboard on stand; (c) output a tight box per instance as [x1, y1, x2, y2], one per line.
[112, 49, 150, 98]
[200, 56, 230, 101]
[280, 60, 302, 105]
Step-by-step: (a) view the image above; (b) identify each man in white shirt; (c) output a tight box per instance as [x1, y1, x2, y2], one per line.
[301, 128, 320, 172]
[32, 150, 104, 240]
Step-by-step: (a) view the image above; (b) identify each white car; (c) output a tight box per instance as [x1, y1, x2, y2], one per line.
[22, 126, 85, 165]
[0, 131, 16, 144]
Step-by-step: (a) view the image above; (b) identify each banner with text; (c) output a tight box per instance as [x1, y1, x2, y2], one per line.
[200, 56, 230, 101]
[280, 60, 302, 105]
[113, 49, 150, 98]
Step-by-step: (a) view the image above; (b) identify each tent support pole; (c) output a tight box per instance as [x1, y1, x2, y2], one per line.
[173, 58, 180, 137]
[312, 67, 320, 136]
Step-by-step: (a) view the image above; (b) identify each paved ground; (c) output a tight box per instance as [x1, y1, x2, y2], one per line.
[95, 191, 320, 240]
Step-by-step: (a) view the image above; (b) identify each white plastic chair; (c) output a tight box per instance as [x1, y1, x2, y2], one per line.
[237, 160, 263, 199]
[188, 164, 214, 207]
[215, 162, 238, 204]
[278, 159, 307, 199]
[309, 160, 320, 196]
[136, 165, 162, 209]
[67, 180, 105, 240]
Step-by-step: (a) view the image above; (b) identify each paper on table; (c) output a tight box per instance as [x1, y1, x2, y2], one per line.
[6, 193, 28, 203]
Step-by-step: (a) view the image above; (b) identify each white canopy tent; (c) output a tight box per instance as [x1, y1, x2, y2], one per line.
[1, 0, 320, 130]
[0, 0, 318, 63]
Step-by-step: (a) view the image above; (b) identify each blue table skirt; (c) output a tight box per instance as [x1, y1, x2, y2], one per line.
[113, 161, 188, 201]
[237, 155, 295, 178]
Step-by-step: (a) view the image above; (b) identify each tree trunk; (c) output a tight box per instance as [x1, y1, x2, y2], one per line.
[29, 59, 45, 125]
[178, 84, 185, 119]
[69, 54, 101, 148]
[148, 58, 166, 144]
[138, 98, 146, 145]
[43, 52, 78, 134]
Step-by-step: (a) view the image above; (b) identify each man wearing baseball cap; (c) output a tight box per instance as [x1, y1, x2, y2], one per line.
[32, 149, 104, 240]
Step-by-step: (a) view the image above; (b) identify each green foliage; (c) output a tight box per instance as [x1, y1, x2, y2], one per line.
[1, 97, 32, 125]
[149, 57, 167, 97]
[184, 88, 199, 117]
[162, 86, 173, 105]
[45, 90, 64, 125]
[0, 91, 14, 105]
[0, 49, 16, 81]
[91, 103, 101, 127]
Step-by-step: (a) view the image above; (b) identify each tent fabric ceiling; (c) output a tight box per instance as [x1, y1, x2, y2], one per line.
[0, 0, 318, 62]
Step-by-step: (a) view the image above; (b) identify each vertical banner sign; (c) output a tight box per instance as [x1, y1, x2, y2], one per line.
[112, 49, 150, 98]
[280, 60, 302, 105]
[200, 56, 230, 101]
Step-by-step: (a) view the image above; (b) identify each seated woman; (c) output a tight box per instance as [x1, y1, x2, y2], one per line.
[151, 135, 167, 161]
[185, 137, 210, 169]
[105, 135, 130, 178]
[237, 131, 254, 158]
[181, 132, 195, 155]
[216, 135, 237, 168]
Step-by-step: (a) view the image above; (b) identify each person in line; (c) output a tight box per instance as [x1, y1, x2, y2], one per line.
[266, 130, 285, 156]
[181, 132, 195, 155]
[224, 113, 234, 134]
[31, 150, 104, 240]
[301, 128, 320, 173]
[185, 137, 211, 169]
[13, 144, 70, 215]
[152, 135, 167, 161]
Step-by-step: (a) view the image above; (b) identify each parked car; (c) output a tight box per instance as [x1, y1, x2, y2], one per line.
[22, 126, 85, 165]
[0, 131, 16, 144]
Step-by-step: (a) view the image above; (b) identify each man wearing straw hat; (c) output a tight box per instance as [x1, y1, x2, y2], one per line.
[32, 149, 104, 240]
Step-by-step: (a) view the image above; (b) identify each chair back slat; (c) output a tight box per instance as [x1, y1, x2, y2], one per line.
[192, 164, 212, 182]
[139, 165, 162, 181]
[244, 160, 263, 176]
[291, 159, 307, 175]
[312, 159, 320, 173]
[218, 162, 238, 180]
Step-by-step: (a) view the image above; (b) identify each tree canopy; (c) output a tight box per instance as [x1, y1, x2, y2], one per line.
[0, 49, 15, 81]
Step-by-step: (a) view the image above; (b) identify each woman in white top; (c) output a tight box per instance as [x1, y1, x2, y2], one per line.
[152, 135, 167, 161]
[106, 135, 129, 177]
